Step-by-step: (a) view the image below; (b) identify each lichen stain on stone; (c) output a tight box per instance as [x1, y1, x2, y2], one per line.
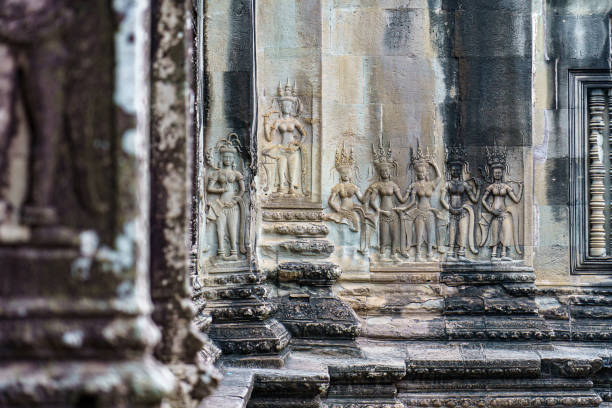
[162, 164, 188, 270]
[102, 316, 161, 348]
[154, 82, 182, 152]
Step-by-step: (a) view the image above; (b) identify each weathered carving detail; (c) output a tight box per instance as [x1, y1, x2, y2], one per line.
[263, 209, 323, 222]
[396, 147, 446, 261]
[279, 239, 334, 256]
[266, 223, 329, 237]
[324, 140, 375, 254]
[366, 140, 404, 262]
[262, 79, 309, 199]
[277, 262, 342, 286]
[588, 89, 607, 257]
[274, 262, 360, 339]
[478, 146, 523, 261]
[206, 133, 248, 262]
[441, 146, 479, 261]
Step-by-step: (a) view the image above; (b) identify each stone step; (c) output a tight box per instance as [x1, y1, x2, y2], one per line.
[198, 369, 254, 408]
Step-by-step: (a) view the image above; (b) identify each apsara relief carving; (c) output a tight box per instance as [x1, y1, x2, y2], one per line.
[365, 140, 405, 262]
[323, 140, 375, 254]
[441, 146, 479, 261]
[397, 147, 446, 262]
[206, 133, 248, 262]
[262, 80, 310, 200]
[478, 146, 523, 261]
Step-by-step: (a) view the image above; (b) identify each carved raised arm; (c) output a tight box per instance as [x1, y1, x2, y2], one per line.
[430, 160, 442, 183]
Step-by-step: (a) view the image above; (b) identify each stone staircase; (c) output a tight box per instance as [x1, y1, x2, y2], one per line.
[198, 340, 611, 408]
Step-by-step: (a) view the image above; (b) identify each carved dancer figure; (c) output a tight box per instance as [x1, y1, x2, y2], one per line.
[263, 79, 308, 197]
[396, 147, 445, 261]
[206, 134, 247, 261]
[323, 141, 375, 254]
[440, 146, 479, 261]
[0, 0, 74, 242]
[478, 146, 523, 261]
[366, 141, 405, 262]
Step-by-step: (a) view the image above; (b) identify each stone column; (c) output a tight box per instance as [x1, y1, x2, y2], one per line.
[149, 0, 220, 405]
[0, 0, 174, 406]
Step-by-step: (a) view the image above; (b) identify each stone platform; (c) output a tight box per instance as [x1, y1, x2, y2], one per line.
[199, 339, 611, 408]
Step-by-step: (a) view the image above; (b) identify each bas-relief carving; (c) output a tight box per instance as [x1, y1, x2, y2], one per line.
[397, 147, 446, 262]
[365, 141, 405, 262]
[321, 140, 524, 265]
[323, 141, 375, 255]
[478, 146, 523, 262]
[205, 133, 248, 263]
[262, 79, 310, 200]
[441, 146, 479, 261]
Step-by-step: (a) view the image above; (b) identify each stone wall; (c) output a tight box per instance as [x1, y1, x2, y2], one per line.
[2, 0, 612, 407]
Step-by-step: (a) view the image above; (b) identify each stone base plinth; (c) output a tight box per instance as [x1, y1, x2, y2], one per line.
[0, 359, 175, 407]
[209, 319, 290, 356]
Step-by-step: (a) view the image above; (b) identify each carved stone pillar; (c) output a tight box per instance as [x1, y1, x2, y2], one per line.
[149, 0, 220, 404]
[0, 1, 174, 406]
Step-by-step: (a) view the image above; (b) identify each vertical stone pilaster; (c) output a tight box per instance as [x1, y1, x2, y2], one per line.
[587, 88, 606, 257]
[149, 0, 220, 404]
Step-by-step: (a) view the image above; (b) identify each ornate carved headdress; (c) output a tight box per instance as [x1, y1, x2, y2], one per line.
[411, 146, 435, 168]
[485, 145, 507, 169]
[275, 78, 301, 115]
[206, 133, 243, 170]
[335, 141, 355, 168]
[372, 140, 397, 171]
[445, 145, 466, 166]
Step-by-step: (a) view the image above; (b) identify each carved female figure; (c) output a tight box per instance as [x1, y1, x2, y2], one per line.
[479, 146, 523, 261]
[396, 147, 445, 261]
[366, 142, 405, 261]
[323, 141, 375, 254]
[263, 80, 308, 197]
[206, 134, 247, 261]
[440, 146, 479, 261]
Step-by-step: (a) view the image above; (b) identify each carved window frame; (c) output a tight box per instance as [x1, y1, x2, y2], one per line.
[569, 70, 612, 274]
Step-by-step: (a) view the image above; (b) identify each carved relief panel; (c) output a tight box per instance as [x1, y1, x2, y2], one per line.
[569, 72, 612, 273]
[320, 137, 526, 267]
[203, 134, 250, 267]
[260, 79, 320, 207]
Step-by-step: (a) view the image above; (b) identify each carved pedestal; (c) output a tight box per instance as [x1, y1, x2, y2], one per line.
[200, 261, 290, 367]
[274, 262, 361, 349]
[441, 264, 552, 341]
